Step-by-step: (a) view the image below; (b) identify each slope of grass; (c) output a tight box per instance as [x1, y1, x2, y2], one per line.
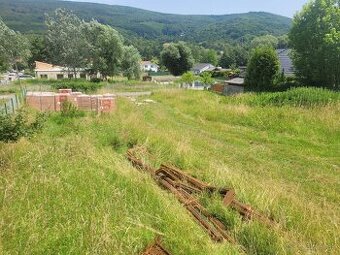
[1, 88, 339, 254]
[233, 87, 340, 107]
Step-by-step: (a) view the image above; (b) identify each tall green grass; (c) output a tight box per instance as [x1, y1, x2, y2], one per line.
[19, 79, 170, 94]
[224, 87, 340, 107]
[24, 79, 104, 93]
[1, 88, 339, 254]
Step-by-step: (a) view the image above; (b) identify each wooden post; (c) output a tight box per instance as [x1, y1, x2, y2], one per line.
[15, 95, 19, 107]
[10, 98, 15, 113]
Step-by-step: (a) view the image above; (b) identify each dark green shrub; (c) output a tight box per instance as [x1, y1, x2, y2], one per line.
[90, 77, 102, 83]
[26, 79, 104, 93]
[0, 110, 46, 142]
[51, 80, 104, 93]
[245, 47, 280, 91]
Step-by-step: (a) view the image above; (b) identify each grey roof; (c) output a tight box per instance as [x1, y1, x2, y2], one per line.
[226, 78, 244, 86]
[192, 63, 215, 72]
[276, 49, 294, 76]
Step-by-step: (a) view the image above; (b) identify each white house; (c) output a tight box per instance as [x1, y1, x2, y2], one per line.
[34, 61, 91, 80]
[141, 61, 159, 73]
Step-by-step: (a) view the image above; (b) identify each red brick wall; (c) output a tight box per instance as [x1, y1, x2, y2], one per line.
[26, 89, 116, 114]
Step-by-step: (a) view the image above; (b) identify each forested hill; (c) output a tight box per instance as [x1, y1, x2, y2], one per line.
[0, 0, 291, 42]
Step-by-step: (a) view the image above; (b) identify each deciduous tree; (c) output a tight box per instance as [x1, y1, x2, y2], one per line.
[245, 47, 280, 91]
[45, 9, 88, 76]
[201, 49, 218, 66]
[0, 18, 31, 72]
[200, 72, 214, 86]
[180, 71, 197, 86]
[83, 20, 124, 78]
[27, 35, 50, 69]
[121, 45, 142, 80]
[250, 35, 279, 49]
[289, 0, 340, 89]
[160, 42, 194, 76]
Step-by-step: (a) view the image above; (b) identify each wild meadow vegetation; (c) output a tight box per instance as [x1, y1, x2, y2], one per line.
[1, 87, 339, 254]
[0, 0, 339, 254]
[20, 78, 173, 94]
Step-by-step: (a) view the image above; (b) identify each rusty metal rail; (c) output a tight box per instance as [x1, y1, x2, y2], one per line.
[156, 164, 274, 227]
[127, 147, 275, 245]
[127, 148, 235, 243]
[160, 164, 274, 227]
[141, 237, 171, 255]
[156, 168, 235, 243]
[127, 149, 156, 175]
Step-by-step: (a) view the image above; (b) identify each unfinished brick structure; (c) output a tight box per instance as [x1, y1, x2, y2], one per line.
[26, 89, 116, 114]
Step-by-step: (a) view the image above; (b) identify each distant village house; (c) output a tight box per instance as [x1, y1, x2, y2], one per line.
[210, 78, 245, 96]
[224, 78, 245, 95]
[191, 63, 215, 75]
[141, 61, 159, 73]
[34, 61, 91, 80]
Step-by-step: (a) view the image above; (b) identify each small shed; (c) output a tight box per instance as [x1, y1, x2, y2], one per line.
[210, 83, 224, 94]
[223, 78, 245, 95]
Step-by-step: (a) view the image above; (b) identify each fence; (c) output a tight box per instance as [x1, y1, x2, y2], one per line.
[0, 89, 26, 115]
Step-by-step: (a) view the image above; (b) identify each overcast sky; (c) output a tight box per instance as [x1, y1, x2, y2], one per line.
[68, 0, 309, 17]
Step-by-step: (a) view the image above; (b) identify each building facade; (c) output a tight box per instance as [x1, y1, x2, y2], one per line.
[141, 61, 159, 72]
[34, 61, 91, 80]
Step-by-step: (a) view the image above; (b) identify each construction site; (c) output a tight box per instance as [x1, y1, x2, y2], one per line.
[26, 89, 116, 113]
[1, 87, 339, 255]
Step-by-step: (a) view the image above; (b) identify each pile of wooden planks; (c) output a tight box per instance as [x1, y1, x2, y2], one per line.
[141, 237, 171, 255]
[127, 147, 275, 246]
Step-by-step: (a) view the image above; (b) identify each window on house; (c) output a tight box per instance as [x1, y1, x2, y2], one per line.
[40, 74, 48, 79]
[68, 74, 74, 79]
[80, 73, 86, 79]
[57, 74, 64, 80]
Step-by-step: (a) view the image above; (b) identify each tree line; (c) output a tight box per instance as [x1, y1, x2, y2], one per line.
[1, 9, 142, 80]
[246, 0, 339, 91]
[161, 0, 339, 91]
[0, 0, 339, 89]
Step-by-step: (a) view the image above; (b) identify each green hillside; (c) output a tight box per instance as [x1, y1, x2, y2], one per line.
[0, 0, 292, 42]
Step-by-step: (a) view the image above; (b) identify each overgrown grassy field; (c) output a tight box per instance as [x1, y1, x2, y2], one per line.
[15, 78, 175, 94]
[1, 88, 339, 254]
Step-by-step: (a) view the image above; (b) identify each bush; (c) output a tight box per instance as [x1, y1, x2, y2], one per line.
[244, 87, 340, 107]
[60, 101, 84, 118]
[245, 47, 280, 91]
[51, 79, 104, 93]
[25, 79, 104, 93]
[0, 110, 46, 142]
[90, 78, 102, 83]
